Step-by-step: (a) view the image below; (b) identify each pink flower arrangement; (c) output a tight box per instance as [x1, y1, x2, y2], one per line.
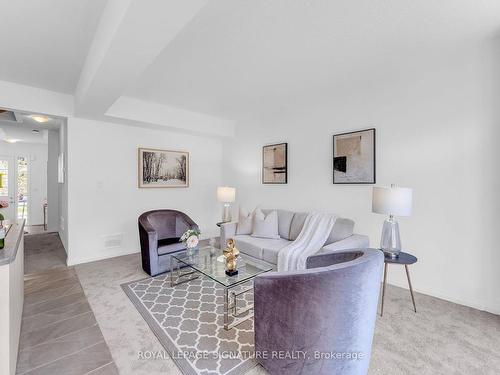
[0, 201, 9, 208]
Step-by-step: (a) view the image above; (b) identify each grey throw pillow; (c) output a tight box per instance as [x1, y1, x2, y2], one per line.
[236, 208, 253, 235]
[251, 209, 280, 239]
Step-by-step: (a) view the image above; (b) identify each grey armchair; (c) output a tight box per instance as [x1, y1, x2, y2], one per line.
[138, 210, 199, 276]
[254, 248, 383, 375]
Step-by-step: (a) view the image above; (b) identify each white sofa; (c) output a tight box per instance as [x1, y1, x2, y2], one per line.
[220, 209, 369, 266]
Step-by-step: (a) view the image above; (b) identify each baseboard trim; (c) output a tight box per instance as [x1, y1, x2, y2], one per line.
[67, 248, 140, 266]
[387, 280, 500, 316]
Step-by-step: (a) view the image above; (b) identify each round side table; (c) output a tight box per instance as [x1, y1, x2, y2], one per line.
[380, 251, 418, 317]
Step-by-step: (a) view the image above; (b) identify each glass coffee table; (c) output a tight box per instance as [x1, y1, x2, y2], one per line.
[170, 246, 273, 330]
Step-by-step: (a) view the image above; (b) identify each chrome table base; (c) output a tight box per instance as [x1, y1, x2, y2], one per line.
[170, 257, 255, 331]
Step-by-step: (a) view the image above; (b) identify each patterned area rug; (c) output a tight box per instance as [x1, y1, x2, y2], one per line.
[121, 273, 258, 375]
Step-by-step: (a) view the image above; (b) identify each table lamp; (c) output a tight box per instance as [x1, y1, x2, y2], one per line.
[372, 184, 412, 258]
[217, 186, 235, 222]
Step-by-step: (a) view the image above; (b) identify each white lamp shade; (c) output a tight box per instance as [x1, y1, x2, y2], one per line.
[372, 186, 412, 216]
[217, 186, 236, 203]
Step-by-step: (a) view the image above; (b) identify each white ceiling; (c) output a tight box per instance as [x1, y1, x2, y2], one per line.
[0, 0, 499, 132]
[0, 0, 106, 93]
[127, 0, 500, 119]
[0, 110, 62, 144]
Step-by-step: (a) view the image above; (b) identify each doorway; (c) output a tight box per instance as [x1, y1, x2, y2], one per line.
[0, 155, 32, 225]
[17, 156, 29, 223]
[0, 156, 15, 221]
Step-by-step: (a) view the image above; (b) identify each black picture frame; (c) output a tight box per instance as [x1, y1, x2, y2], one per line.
[262, 143, 288, 184]
[333, 128, 376, 184]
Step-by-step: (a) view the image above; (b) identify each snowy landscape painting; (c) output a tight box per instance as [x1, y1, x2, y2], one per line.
[138, 148, 189, 188]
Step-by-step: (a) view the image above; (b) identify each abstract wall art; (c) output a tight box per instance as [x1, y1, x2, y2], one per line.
[333, 128, 375, 184]
[262, 143, 288, 184]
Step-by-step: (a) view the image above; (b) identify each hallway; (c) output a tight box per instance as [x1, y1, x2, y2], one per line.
[17, 233, 118, 375]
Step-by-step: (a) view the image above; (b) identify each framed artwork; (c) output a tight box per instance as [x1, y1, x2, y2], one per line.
[138, 148, 189, 188]
[333, 128, 376, 184]
[262, 143, 288, 184]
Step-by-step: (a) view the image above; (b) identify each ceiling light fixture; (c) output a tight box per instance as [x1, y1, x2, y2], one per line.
[31, 115, 50, 123]
[5, 139, 20, 143]
[32, 129, 40, 133]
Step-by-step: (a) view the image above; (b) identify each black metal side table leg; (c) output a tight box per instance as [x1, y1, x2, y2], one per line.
[405, 265, 417, 313]
[380, 263, 388, 316]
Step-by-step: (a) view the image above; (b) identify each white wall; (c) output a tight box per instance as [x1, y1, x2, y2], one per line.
[223, 41, 500, 315]
[66, 118, 223, 265]
[0, 142, 48, 225]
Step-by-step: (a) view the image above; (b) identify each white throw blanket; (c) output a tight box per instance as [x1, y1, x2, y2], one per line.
[277, 213, 337, 271]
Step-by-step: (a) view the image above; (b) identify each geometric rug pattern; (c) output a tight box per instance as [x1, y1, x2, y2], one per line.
[121, 274, 258, 375]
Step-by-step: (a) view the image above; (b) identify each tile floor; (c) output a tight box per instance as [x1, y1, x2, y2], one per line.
[17, 234, 119, 375]
[24, 232, 67, 274]
[24, 225, 49, 236]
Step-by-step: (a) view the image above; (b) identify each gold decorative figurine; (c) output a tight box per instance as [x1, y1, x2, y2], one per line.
[223, 239, 240, 276]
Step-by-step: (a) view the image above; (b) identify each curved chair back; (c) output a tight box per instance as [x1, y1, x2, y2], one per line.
[254, 248, 383, 375]
[139, 209, 198, 240]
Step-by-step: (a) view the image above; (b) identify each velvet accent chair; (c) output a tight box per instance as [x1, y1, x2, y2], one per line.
[254, 248, 383, 375]
[138, 210, 199, 276]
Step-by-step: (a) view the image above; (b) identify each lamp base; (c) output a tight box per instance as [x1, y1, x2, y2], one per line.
[380, 215, 401, 258]
[222, 203, 232, 222]
[383, 250, 400, 259]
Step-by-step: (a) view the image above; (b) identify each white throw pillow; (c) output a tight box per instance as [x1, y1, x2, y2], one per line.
[252, 209, 280, 239]
[236, 208, 254, 235]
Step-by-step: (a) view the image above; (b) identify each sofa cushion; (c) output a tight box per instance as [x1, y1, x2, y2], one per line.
[234, 235, 264, 259]
[262, 238, 291, 264]
[235, 235, 289, 263]
[157, 238, 185, 255]
[289, 212, 308, 241]
[236, 207, 254, 235]
[252, 209, 280, 239]
[325, 218, 355, 245]
[263, 209, 295, 240]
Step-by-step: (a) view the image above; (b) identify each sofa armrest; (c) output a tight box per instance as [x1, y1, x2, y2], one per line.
[306, 250, 365, 269]
[320, 233, 369, 253]
[138, 221, 159, 275]
[220, 222, 237, 248]
[138, 219, 158, 246]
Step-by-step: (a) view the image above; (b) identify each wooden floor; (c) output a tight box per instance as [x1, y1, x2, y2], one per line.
[16, 234, 118, 375]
